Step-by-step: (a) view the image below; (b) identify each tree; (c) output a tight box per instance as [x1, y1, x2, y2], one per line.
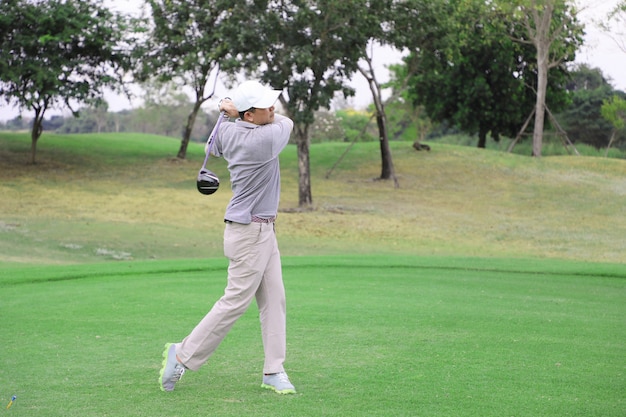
[398, 0, 572, 149]
[601, 95, 626, 155]
[134, 0, 252, 159]
[92, 102, 110, 134]
[503, 0, 584, 156]
[0, 0, 131, 163]
[42, 115, 66, 132]
[357, 47, 398, 186]
[335, 109, 377, 142]
[137, 81, 205, 138]
[358, 0, 450, 183]
[309, 110, 346, 144]
[3, 116, 29, 131]
[557, 64, 619, 149]
[251, 0, 376, 207]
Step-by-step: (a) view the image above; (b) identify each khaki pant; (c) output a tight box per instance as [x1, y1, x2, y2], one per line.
[176, 221, 286, 374]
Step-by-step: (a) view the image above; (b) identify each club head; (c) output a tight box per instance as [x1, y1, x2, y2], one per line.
[197, 168, 220, 195]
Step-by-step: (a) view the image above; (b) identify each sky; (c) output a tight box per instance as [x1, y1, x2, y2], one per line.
[1, 0, 624, 121]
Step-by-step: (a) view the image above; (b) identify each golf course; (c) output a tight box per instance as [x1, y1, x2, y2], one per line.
[1, 132, 625, 416]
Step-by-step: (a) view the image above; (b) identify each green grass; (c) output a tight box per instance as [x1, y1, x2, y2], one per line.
[429, 133, 626, 159]
[0, 256, 624, 416]
[1, 132, 625, 265]
[0, 132, 625, 415]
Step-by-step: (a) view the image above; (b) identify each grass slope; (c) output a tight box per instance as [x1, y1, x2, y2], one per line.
[1, 132, 625, 265]
[0, 256, 624, 416]
[1, 133, 625, 416]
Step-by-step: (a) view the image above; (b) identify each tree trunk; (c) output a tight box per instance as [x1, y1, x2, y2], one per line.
[376, 113, 394, 180]
[605, 130, 617, 157]
[177, 101, 202, 159]
[30, 108, 44, 164]
[529, 1, 555, 158]
[533, 48, 549, 157]
[295, 125, 312, 207]
[359, 57, 397, 182]
[477, 127, 488, 148]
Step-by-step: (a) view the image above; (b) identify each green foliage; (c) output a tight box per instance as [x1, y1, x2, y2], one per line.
[0, 0, 131, 161]
[499, 0, 585, 157]
[0, 0, 130, 114]
[240, 0, 382, 205]
[54, 107, 110, 134]
[335, 109, 376, 142]
[257, 0, 376, 126]
[308, 110, 346, 143]
[0, 116, 30, 131]
[601, 95, 626, 131]
[500, 0, 583, 65]
[5, 104, 218, 143]
[557, 65, 626, 149]
[381, 99, 425, 141]
[380, 0, 450, 51]
[333, 101, 424, 144]
[134, 0, 251, 82]
[601, 94, 626, 154]
[399, 0, 578, 149]
[133, 0, 260, 158]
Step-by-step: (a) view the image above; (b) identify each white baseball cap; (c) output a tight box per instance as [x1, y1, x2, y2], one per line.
[232, 80, 282, 112]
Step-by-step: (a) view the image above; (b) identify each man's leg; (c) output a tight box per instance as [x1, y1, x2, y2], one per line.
[256, 224, 287, 374]
[177, 222, 269, 370]
[256, 223, 295, 394]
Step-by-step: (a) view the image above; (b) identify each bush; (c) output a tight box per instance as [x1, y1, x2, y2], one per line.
[309, 110, 346, 143]
[335, 109, 376, 142]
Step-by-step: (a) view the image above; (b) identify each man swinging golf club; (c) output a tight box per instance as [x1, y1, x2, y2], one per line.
[159, 80, 296, 394]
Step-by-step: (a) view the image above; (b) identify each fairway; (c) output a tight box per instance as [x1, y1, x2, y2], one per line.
[1, 255, 624, 416]
[1, 133, 625, 415]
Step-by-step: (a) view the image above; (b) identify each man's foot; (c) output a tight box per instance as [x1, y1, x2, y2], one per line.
[261, 372, 296, 394]
[159, 343, 185, 392]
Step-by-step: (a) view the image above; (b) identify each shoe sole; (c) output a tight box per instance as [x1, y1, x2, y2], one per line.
[159, 343, 173, 392]
[261, 383, 296, 395]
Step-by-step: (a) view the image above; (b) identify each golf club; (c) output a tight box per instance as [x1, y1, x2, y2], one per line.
[196, 111, 226, 195]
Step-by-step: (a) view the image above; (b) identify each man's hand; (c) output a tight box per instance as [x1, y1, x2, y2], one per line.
[219, 98, 239, 118]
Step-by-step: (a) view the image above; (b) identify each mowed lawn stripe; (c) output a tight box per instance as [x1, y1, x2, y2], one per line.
[0, 256, 624, 416]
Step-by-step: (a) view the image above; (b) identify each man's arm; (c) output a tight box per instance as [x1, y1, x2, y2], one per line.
[267, 114, 293, 156]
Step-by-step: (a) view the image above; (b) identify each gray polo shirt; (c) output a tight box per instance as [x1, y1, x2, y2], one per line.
[212, 114, 294, 224]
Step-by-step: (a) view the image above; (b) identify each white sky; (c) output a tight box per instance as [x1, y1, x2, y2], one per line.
[1, 0, 624, 121]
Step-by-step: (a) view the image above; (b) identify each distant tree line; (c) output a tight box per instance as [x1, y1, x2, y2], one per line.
[2, 64, 623, 151]
[558, 64, 626, 150]
[0, 106, 217, 144]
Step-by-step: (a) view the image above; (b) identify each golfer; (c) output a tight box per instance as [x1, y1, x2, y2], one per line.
[159, 80, 296, 394]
